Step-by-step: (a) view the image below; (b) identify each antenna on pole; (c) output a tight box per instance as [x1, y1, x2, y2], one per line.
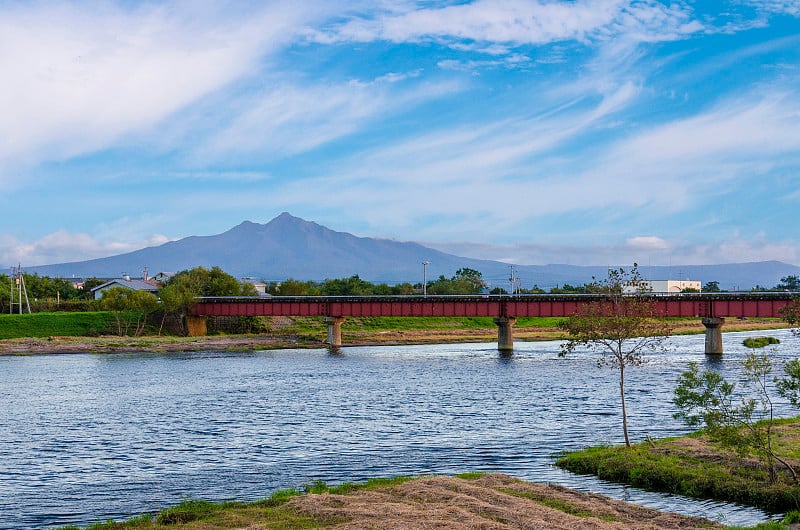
[509, 265, 519, 295]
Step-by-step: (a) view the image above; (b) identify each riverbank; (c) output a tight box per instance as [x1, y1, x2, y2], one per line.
[0, 317, 789, 355]
[556, 418, 800, 514]
[62, 473, 732, 530]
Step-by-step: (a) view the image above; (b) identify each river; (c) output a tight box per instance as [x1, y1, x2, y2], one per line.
[1, 329, 798, 529]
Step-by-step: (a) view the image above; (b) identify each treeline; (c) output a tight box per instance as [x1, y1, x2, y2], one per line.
[266, 268, 489, 296]
[0, 274, 106, 313]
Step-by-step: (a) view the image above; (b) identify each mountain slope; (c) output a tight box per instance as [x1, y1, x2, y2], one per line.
[26, 213, 800, 290]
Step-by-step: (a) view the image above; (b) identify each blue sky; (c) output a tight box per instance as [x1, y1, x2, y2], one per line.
[2, 0, 799, 268]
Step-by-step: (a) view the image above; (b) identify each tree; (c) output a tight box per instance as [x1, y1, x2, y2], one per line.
[453, 268, 487, 293]
[160, 267, 257, 335]
[320, 275, 374, 295]
[427, 268, 486, 295]
[558, 264, 673, 447]
[702, 281, 721, 292]
[779, 297, 800, 338]
[673, 352, 799, 484]
[777, 275, 800, 292]
[157, 283, 195, 335]
[100, 286, 159, 336]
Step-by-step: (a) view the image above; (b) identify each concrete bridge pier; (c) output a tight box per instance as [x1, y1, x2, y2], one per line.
[325, 316, 346, 347]
[702, 317, 725, 355]
[493, 316, 517, 352]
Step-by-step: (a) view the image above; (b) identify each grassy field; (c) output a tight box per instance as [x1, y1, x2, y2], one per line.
[556, 417, 800, 514]
[0, 312, 116, 339]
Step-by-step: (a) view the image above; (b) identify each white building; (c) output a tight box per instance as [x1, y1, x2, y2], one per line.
[624, 279, 702, 294]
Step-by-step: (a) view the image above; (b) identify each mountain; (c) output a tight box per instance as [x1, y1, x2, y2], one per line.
[26, 213, 800, 290]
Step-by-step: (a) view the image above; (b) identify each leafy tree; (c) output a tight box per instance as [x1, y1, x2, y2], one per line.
[160, 267, 257, 335]
[81, 277, 106, 298]
[777, 275, 800, 291]
[703, 281, 721, 292]
[100, 286, 159, 336]
[320, 275, 374, 295]
[558, 264, 673, 447]
[780, 297, 800, 338]
[391, 282, 415, 295]
[549, 283, 595, 294]
[674, 352, 799, 484]
[453, 268, 487, 292]
[524, 284, 547, 294]
[427, 268, 486, 295]
[0, 274, 10, 313]
[157, 283, 195, 335]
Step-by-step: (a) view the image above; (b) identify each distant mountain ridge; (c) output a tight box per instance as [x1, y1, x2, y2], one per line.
[26, 212, 800, 290]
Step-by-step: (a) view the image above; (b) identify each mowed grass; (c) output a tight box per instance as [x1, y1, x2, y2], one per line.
[0, 312, 116, 339]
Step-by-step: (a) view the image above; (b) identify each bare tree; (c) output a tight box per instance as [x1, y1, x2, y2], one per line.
[558, 264, 673, 447]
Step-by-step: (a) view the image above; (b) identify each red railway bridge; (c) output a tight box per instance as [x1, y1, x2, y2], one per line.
[188, 293, 798, 354]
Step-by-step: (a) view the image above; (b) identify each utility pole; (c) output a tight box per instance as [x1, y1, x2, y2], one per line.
[11, 264, 31, 314]
[509, 265, 519, 295]
[422, 261, 429, 297]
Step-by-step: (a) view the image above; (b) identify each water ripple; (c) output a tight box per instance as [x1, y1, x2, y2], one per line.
[1, 330, 798, 529]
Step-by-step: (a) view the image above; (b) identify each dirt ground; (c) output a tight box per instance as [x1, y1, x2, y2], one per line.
[283, 474, 723, 530]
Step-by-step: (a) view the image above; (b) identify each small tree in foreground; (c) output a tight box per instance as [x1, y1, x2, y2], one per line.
[558, 264, 673, 448]
[99, 287, 159, 337]
[780, 297, 800, 337]
[673, 351, 799, 484]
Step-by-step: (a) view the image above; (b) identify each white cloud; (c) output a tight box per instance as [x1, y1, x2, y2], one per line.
[0, 230, 170, 267]
[626, 236, 671, 251]
[311, 0, 702, 48]
[744, 1, 800, 16]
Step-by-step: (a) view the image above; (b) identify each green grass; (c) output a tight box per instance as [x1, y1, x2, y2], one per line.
[0, 312, 116, 339]
[743, 336, 781, 348]
[555, 419, 800, 513]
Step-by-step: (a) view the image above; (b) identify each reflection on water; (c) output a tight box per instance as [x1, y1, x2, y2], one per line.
[1, 330, 797, 529]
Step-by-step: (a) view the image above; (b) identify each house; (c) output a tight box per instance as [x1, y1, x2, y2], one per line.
[150, 272, 175, 284]
[91, 278, 161, 300]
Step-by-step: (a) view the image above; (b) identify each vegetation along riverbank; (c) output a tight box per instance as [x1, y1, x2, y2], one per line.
[0, 312, 791, 355]
[57, 472, 781, 530]
[557, 417, 800, 515]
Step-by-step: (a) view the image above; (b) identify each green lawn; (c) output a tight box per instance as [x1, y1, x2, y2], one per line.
[0, 312, 116, 339]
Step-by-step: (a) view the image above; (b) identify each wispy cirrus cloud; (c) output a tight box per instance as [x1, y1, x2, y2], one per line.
[744, 0, 800, 16]
[310, 0, 703, 48]
[197, 75, 461, 161]
[0, 1, 324, 176]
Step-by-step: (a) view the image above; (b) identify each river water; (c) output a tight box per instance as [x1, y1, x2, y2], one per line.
[1, 329, 798, 529]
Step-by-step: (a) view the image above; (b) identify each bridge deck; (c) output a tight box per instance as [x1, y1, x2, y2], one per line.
[189, 293, 797, 319]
